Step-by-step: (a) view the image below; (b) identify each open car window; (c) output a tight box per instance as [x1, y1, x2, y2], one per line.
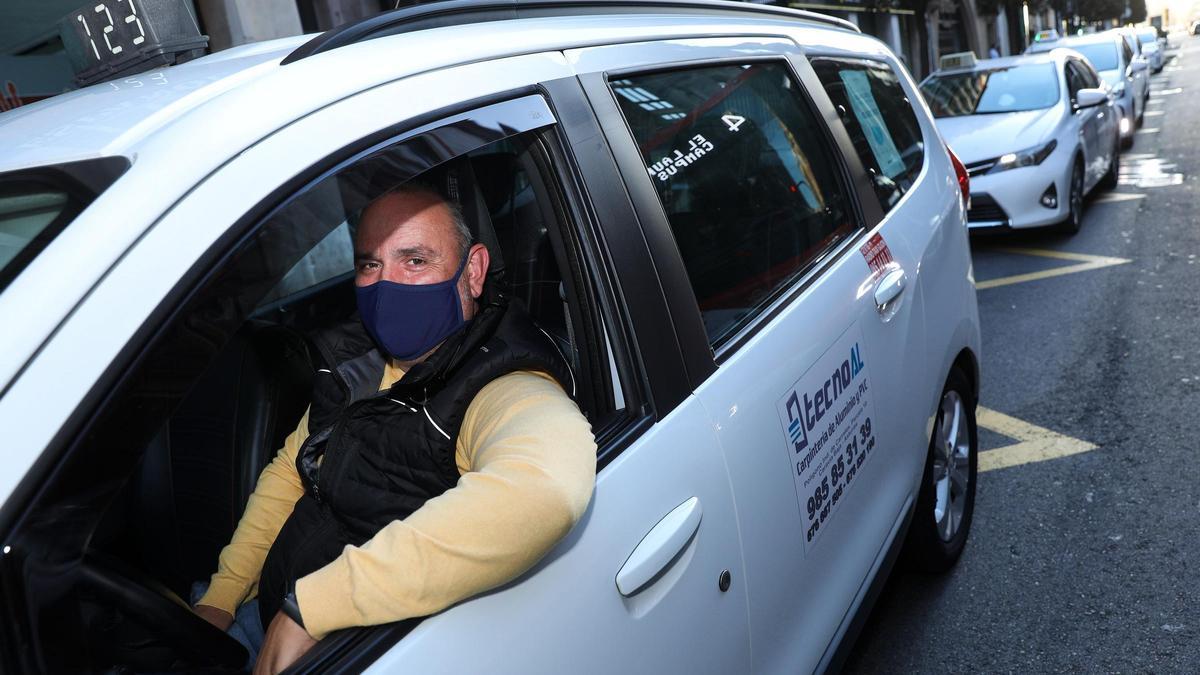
[1, 97, 631, 673]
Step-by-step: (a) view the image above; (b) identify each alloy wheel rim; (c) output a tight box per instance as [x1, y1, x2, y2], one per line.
[932, 390, 971, 542]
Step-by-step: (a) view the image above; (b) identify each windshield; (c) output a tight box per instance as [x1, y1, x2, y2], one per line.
[1137, 31, 1157, 44]
[1069, 42, 1120, 71]
[920, 63, 1060, 117]
[0, 157, 128, 292]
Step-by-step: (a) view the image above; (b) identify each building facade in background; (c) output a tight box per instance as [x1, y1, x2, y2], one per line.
[0, 0, 1074, 110]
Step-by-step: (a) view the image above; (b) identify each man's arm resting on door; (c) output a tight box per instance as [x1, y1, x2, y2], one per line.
[294, 371, 597, 639]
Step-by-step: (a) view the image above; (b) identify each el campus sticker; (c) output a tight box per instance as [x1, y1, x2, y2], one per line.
[776, 325, 879, 550]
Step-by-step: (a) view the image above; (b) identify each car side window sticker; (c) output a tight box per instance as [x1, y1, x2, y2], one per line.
[610, 63, 854, 348]
[838, 70, 906, 180]
[777, 324, 878, 550]
[812, 58, 926, 213]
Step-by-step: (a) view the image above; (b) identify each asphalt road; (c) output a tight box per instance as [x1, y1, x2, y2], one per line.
[843, 37, 1200, 673]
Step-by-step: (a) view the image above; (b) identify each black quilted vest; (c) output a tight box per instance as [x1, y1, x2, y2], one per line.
[258, 298, 572, 625]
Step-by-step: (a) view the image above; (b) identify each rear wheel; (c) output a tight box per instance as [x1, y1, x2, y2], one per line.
[902, 367, 978, 572]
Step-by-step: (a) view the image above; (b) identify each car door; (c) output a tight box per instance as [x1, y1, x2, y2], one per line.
[571, 36, 935, 672]
[1120, 39, 1147, 119]
[1067, 60, 1102, 187]
[1079, 58, 1119, 167]
[0, 53, 751, 673]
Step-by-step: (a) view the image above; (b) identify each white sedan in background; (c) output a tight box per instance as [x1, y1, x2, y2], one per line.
[921, 50, 1120, 234]
[1030, 32, 1149, 145]
[1136, 27, 1165, 72]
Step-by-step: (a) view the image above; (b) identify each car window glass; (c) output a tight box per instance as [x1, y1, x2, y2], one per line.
[1071, 42, 1120, 71]
[610, 62, 855, 347]
[260, 221, 353, 304]
[920, 63, 1060, 116]
[1065, 62, 1085, 98]
[1121, 40, 1133, 67]
[0, 157, 127, 292]
[1077, 61, 1101, 88]
[811, 57, 925, 212]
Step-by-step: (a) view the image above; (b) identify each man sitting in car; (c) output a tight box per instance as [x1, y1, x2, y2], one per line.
[192, 180, 598, 674]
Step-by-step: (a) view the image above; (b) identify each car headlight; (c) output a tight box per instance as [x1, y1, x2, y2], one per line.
[990, 140, 1058, 173]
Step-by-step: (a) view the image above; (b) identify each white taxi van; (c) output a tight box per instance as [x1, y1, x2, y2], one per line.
[0, 0, 981, 671]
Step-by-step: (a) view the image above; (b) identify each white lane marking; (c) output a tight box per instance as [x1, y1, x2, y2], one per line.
[1136, 128, 1160, 134]
[1091, 192, 1147, 203]
[1145, 110, 1165, 116]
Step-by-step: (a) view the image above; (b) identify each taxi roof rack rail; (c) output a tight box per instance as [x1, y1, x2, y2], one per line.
[281, 0, 859, 65]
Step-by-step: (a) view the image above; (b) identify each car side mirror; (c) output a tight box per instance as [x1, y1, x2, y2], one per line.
[1130, 59, 1149, 73]
[1074, 88, 1107, 109]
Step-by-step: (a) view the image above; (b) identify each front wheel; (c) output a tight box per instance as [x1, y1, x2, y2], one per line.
[902, 367, 978, 572]
[1099, 137, 1121, 191]
[1057, 161, 1084, 235]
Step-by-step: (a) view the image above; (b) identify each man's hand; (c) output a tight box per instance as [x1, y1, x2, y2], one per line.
[253, 610, 317, 675]
[194, 604, 234, 632]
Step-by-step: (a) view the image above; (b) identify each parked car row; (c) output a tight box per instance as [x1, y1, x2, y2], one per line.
[920, 26, 1165, 235]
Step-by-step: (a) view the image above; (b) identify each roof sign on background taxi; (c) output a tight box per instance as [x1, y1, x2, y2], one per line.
[938, 51, 977, 71]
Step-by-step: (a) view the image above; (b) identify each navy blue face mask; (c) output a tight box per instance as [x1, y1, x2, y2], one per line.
[356, 253, 470, 362]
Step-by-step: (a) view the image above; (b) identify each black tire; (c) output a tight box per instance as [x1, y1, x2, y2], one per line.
[1121, 131, 1134, 150]
[1099, 138, 1120, 191]
[901, 367, 978, 573]
[1057, 160, 1084, 235]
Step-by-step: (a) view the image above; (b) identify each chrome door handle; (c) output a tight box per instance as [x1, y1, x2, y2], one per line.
[615, 497, 702, 596]
[873, 267, 906, 311]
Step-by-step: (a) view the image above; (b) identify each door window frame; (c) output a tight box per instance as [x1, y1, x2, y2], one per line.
[576, 41, 884, 381]
[0, 87, 648, 673]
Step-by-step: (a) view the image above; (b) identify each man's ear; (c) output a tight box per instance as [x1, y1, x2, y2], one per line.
[465, 243, 490, 300]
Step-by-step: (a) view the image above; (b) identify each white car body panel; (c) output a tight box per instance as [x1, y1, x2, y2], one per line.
[934, 108, 1060, 162]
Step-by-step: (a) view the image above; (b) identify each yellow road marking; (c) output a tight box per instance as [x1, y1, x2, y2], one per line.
[975, 247, 1131, 290]
[977, 406, 1098, 472]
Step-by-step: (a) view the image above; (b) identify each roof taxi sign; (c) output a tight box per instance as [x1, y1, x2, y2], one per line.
[59, 0, 209, 87]
[937, 51, 977, 71]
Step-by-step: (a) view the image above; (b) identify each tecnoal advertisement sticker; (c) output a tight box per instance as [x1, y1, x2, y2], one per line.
[776, 324, 878, 550]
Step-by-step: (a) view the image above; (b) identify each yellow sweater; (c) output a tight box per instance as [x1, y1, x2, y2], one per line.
[197, 361, 596, 639]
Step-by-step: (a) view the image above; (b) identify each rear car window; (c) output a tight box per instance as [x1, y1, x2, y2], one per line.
[812, 57, 924, 212]
[920, 63, 1060, 117]
[0, 157, 129, 291]
[1073, 42, 1120, 71]
[610, 62, 855, 346]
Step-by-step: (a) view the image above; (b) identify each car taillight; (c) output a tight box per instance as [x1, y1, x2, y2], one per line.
[947, 146, 969, 205]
